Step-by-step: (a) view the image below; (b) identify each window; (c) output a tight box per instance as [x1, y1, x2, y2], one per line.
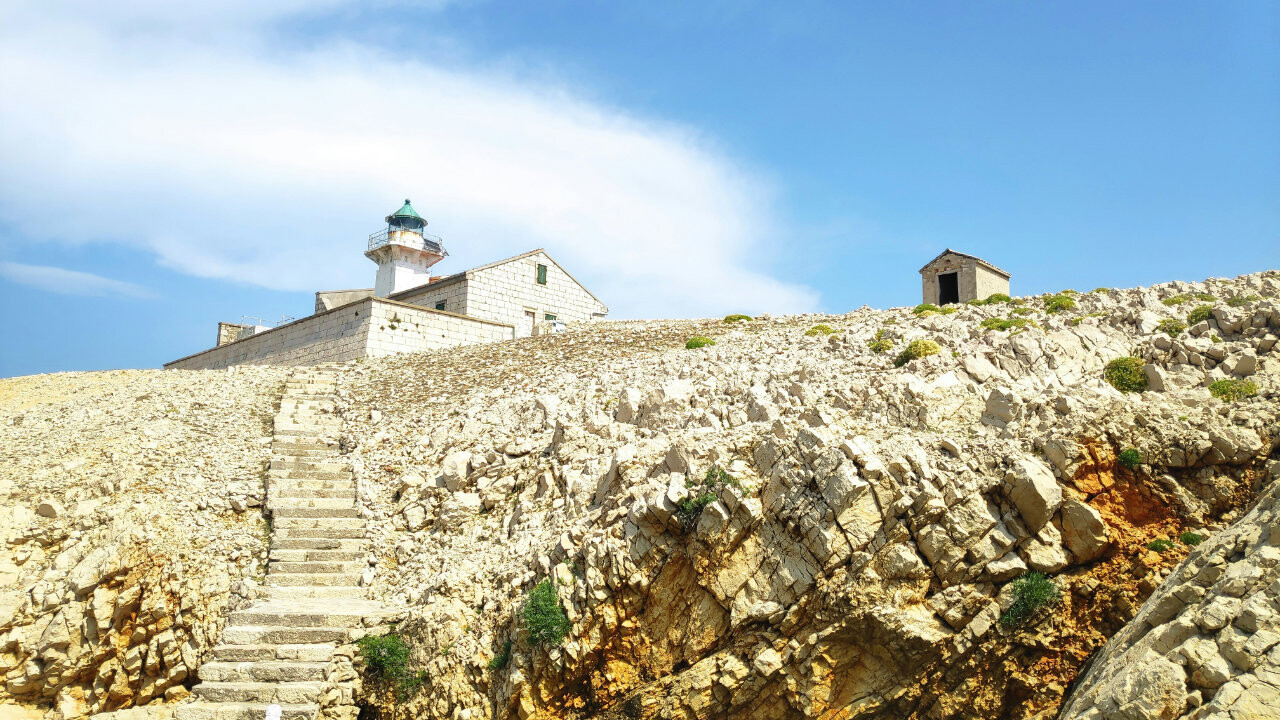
[544, 313, 557, 321]
[535, 263, 547, 285]
[435, 300, 446, 311]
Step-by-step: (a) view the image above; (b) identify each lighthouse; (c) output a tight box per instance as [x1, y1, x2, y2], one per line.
[365, 199, 448, 297]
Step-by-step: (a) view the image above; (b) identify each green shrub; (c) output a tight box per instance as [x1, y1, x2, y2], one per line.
[1210, 334, 1222, 343]
[980, 317, 1030, 331]
[1157, 318, 1187, 337]
[486, 640, 512, 671]
[1044, 295, 1077, 314]
[1227, 294, 1260, 307]
[1193, 293, 1215, 301]
[913, 303, 941, 315]
[967, 293, 1013, 306]
[805, 324, 837, 337]
[867, 329, 893, 354]
[1060, 289, 1079, 295]
[894, 339, 941, 368]
[673, 493, 717, 528]
[1162, 294, 1191, 306]
[1187, 305, 1213, 325]
[1178, 531, 1204, 547]
[1147, 538, 1174, 553]
[999, 572, 1061, 627]
[1104, 357, 1148, 393]
[686, 336, 715, 349]
[1092, 287, 1112, 294]
[523, 580, 571, 646]
[1208, 379, 1258, 402]
[358, 632, 410, 681]
[1118, 448, 1141, 469]
[1011, 307, 1034, 316]
[723, 314, 753, 323]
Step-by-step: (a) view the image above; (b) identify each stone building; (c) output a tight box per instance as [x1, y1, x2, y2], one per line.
[919, 249, 1010, 305]
[166, 200, 607, 370]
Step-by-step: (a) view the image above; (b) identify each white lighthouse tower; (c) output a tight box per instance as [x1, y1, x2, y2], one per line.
[365, 199, 447, 297]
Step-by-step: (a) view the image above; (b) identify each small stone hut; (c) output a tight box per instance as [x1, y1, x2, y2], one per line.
[919, 249, 1011, 305]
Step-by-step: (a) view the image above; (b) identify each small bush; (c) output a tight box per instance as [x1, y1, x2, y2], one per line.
[1060, 289, 1079, 295]
[1118, 448, 1141, 469]
[1011, 307, 1034, 316]
[1147, 538, 1175, 553]
[913, 303, 941, 315]
[999, 572, 1061, 627]
[723, 314, 753, 323]
[1210, 334, 1222, 343]
[980, 317, 1030, 331]
[1227, 294, 1260, 307]
[867, 329, 893, 354]
[805, 324, 837, 337]
[1208, 379, 1258, 402]
[358, 632, 410, 681]
[968, 293, 1013, 306]
[523, 580, 571, 646]
[685, 336, 715, 349]
[1092, 287, 1112, 294]
[1104, 357, 1148, 393]
[1162, 294, 1191, 306]
[673, 493, 717, 528]
[1187, 305, 1213, 325]
[1178, 531, 1204, 547]
[1193, 293, 1215, 301]
[1044, 295, 1077, 314]
[1157, 318, 1186, 337]
[894, 339, 941, 368]
[487, 640, 512, 671]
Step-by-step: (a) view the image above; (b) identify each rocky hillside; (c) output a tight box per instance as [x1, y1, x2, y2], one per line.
[2, 271, 1277, 720]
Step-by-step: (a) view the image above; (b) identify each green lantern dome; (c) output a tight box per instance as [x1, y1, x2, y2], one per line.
[385, 199, 426, 230]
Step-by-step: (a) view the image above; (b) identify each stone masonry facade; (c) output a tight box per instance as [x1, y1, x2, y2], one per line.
[165, 298, 512, 370]
[920, 250, 1011, 305]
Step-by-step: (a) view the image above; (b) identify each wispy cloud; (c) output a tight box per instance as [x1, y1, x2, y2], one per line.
[0, 262, 155, 299]
[0, 1, 819, 318]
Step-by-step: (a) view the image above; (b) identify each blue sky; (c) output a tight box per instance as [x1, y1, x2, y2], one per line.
[1, 1, 1277, 376]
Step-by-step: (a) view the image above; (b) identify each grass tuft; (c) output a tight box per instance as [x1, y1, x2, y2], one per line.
[1187, 305, 1213, 325]
[1118, 448, 1141, 469]
[999, 572, 1061, 627]
[1157, 318, 1187, 337]
[523, 580, 571, 646]
[1044, 294, 1077, 314]
[685, 336, 715, 349]
[1178, 531, 1204, 547]
[1208, 379, 1258, 402]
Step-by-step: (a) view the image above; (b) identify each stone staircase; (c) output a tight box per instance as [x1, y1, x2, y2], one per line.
[177, 367, 390, 720]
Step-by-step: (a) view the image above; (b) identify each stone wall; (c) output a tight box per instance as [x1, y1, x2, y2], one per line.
[465, 251, 607, 337]
[394, 277, 471, 317]
[315, 289, 374, 313]
[973, 264, 1010, 302]
[215, 323, 254, 347]
[364, 301, 512, 357]
[166, 299, 513, 370]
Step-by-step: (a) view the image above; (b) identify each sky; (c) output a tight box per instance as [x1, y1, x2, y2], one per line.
[0, 1, 1277, 377]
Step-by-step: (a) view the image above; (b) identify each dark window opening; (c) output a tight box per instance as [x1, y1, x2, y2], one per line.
[544, 313, 557, 321]
[938, 272, 959, 305]
[435, 301, 446, 311]
[536, 263, 548, 285]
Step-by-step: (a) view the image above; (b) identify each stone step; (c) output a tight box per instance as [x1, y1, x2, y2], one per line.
[211, 644, 336, 663]
[265, 573, 363, 587]
[230, 598, 391, 628]
[269, 498, 356, 512]
[174, 702, 319, 720]
[193, 681, 324, 704]
[274, 430, 339, 440]
[272, 442, 337, 453]
[273, 525, 364, 539]
[198, 661, 328, 683]
[220, 625, 350, 645]
[270, 460, 349, 472]
[270, 549, 364, 562]
[272, 487, 355, 500]
[269, 471, 353, 483]
[270, 560, 365, 574]
[272, 507, 360, 519]
[266, 586, 365, 599]
[272, 537, 364, 551]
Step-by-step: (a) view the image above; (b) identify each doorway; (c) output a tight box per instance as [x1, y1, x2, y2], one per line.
[938, 272, 959, 305]
[522, 310, 536, 337]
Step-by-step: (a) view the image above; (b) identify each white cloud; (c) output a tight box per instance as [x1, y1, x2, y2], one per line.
[0, 2, 819, 318]
[0, 262, 155, 299]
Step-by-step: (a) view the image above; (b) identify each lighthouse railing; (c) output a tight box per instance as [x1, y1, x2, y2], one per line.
[367, 229, 447, 256]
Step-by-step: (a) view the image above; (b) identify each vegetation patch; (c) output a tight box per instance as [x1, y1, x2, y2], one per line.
[674, 465, 738, 530]
[913, 303, 941, 315]
[1227, 294, 1261, 307]
[1193, 292, 1216, 301]
[805, 323, 838, 337]
[1118, 448, 1141, 470]
[685, 336, 716, 349]
[1091, 287, 1112, 294]
[723, 314, 753, 323]
[357, 630, 426, 699]
[894, 339, 941, 368]
[1044, 294, 1077, 314]
[979, 317, 1031, 332]
[1208, 379, 1258, 402]
[999, 572, 1061, 627]
[1179, 531, 1204, 547]
[1161, 294, 1192, 306]
[1147, 538, 1175, 553]
[523, 580, 571, 646]
[867, 329, 893, 354]
[1156, 318, 1186, 337]
[1187, 305, 1213, 325]
[1104, 357, 1148, 393]
[1011, 307, 1035, 316]
[486, 640, 512, 671]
